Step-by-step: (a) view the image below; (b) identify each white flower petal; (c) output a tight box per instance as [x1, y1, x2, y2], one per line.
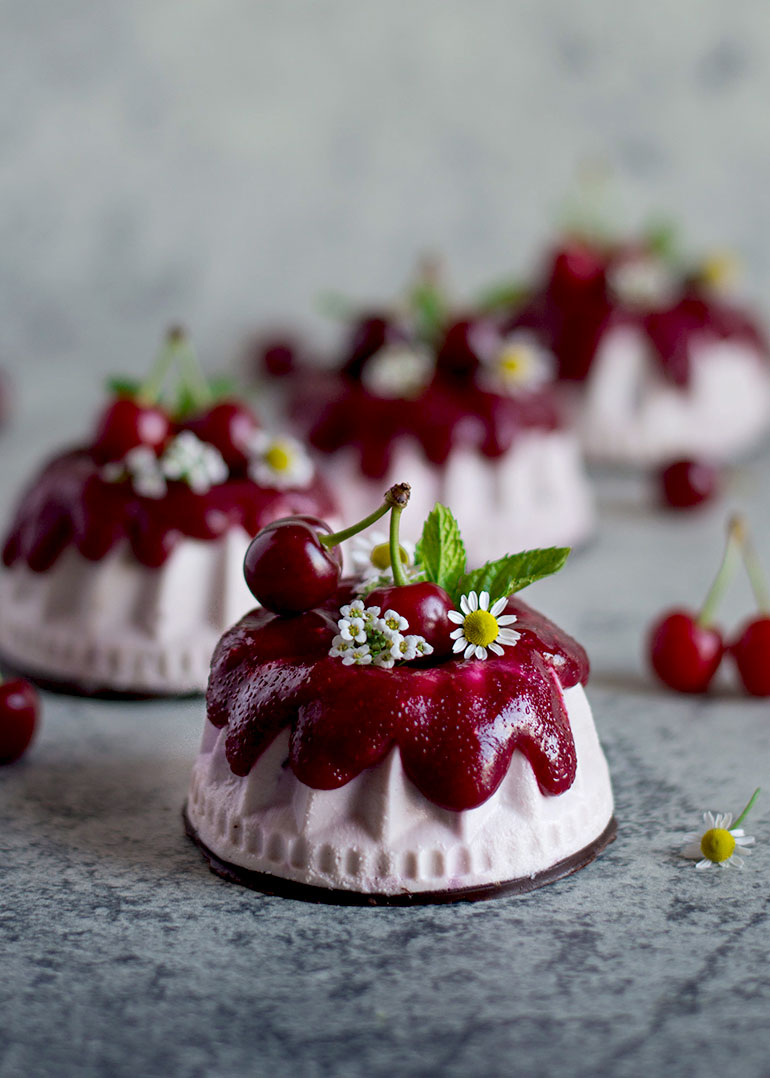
[488, 642, 504, 656]
[695, 859, 712, 870]
[452, 638, 466, 653]
[496, 614, 518, 627]
[463, 643, 475, 660]
[479, 591, 490, 611]
[468, 592, 479, 612]
[450, 628, 464, 639]
[474, 645, 487, 660]
[490, 597, 508, 617]
[680, 842, 703, 860]
[447, 611, 464, 625]
[460, 595, 471, 615]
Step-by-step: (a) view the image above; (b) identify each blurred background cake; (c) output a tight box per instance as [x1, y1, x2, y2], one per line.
[250, 271, 596, 561]
[503, 227, 770, 466]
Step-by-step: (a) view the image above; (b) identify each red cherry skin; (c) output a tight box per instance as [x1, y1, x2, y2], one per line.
[342, 314, 408, 380]
[549, 243, 606, 297]
[435, 317, 500, 380]
[243, 519, 342, 615]
[187, 400, 259, 470]
[260, 337, 297, 378]
[731, 616, 770, 697]
[648, 609, 724, 693]
[366, 581, 455, 658]
[0, 678, 39, 764]
[660, 459, 719, 510]
[93, 398, 170, 463]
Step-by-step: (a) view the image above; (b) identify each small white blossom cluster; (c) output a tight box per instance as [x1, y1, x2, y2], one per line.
[607, 256, 677, 309]
[329, 599, 433, 669]
[102, 431, 228, 499]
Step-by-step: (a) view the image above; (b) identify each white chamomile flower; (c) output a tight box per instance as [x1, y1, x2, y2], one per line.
[102, 445, 168, 500]
[607, 256, 677, 309]
[448, 590, 521, 661]
[680, 794, 759, 871]
[382, 609, 409, 634]
[360, 345, 433, 399]
[328, 600, 431, 668]
[247, 431, 314, 490]
[341, 644, 372, 666]
[339, 614, 367, 644]
[481, 331, 555, 396]
[161, 431, 229, 494]
[350, 531, 415, 587]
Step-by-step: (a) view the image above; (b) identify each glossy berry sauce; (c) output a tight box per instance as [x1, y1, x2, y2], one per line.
[2, 448, 337, 572]
[511, 246, 767, 386]
[206, 590, 589, 812]
[293, 374, 561, 481]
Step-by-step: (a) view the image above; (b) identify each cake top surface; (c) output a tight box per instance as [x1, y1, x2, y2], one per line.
[505, 233, 768, 385]
[208, 485, 588, 813]
[2, 330, 336, 571]
[259, 270, 567, 480]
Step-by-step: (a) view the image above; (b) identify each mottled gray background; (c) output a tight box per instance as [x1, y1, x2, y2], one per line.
[3, 5, 770, 1077]
[3, 0, 770, 414]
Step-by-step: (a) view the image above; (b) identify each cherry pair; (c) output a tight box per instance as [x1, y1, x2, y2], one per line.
[242, 484, 455, 657]
[649, 517, 770, 695]
[93, 328, 259, 469]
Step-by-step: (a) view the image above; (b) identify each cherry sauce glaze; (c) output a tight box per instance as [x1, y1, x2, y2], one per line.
[206, 586, 589, 813]
[2, 448, 337, 572]
[510, 244, 768, 386]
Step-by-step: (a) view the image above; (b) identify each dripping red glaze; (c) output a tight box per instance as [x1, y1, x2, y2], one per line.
[510, 242, 768, 386]
[2, 448, 337, 572]
[291, 374, 561, 481]
[206, 591, 589, 813]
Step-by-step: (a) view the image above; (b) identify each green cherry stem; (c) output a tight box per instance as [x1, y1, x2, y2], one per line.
[389, 500, 409, 588]
[176, 333, 214, 411]
[319, 482, 412, 552]
[137, 326, 186, 405]
[697, 516, 745, 629]
[741, 532, 770, 615]
[733, 787, 760, 830]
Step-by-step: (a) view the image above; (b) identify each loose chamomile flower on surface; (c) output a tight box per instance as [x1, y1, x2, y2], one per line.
[480, 331, 555, 396]
[162, 431, 229, 494]
[680, 789, 759, 870]
[350, 531, 416, 587]
[448, 591, 521, 661]
[247, 431, 314, 490]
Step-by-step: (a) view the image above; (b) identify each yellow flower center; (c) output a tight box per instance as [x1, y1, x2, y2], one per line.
[463, 609, 499, 647]
[498, 347, 531, 380]
[370, 542, 409, 571]
[264, 443, 292, 472]
[699, 251, 739, 289]
[700, 828, 736, 863]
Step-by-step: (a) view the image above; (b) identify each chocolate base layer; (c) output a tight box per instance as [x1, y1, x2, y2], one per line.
[0, 651, 201, 701]
[183, 807, 617, 906]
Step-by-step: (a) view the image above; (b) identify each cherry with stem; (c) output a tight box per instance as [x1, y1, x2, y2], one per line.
[731, 529, 770, 697]
[648, 516, 744, 694]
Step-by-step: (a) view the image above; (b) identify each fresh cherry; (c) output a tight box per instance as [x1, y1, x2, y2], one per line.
[731, 617, 770, 697]
[244, 517, 342, 615]
[435, 317, 500, 379]
[0, 677, 39, 764]
[342, 314, 408, 380]
[258, 336, 298, 378]
[93, 398, 170, 463]
[660, 459, 719, 510]
[187, 400, 259, 470]
[648, 610, 724, 693]
[548, 242, 606, 299]
[366, 581, 455, 658]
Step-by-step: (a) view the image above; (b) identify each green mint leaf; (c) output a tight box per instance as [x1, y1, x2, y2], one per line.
[106, 376, 141, 398]
[644, 218, 679, 262]
[207, 375, 239, 400]
[418, 504, 466, 594]
[476, 279, 530, 314]
[457, 546, 570, 604]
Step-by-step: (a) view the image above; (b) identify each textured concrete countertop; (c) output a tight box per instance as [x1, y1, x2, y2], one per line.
[1, 397, 769, 1078]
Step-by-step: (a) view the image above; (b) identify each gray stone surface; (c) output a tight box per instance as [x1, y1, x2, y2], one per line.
[1, 388, 770, 1078]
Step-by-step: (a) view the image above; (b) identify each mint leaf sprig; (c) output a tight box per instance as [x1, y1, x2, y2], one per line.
[416, 503, 570, 606]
